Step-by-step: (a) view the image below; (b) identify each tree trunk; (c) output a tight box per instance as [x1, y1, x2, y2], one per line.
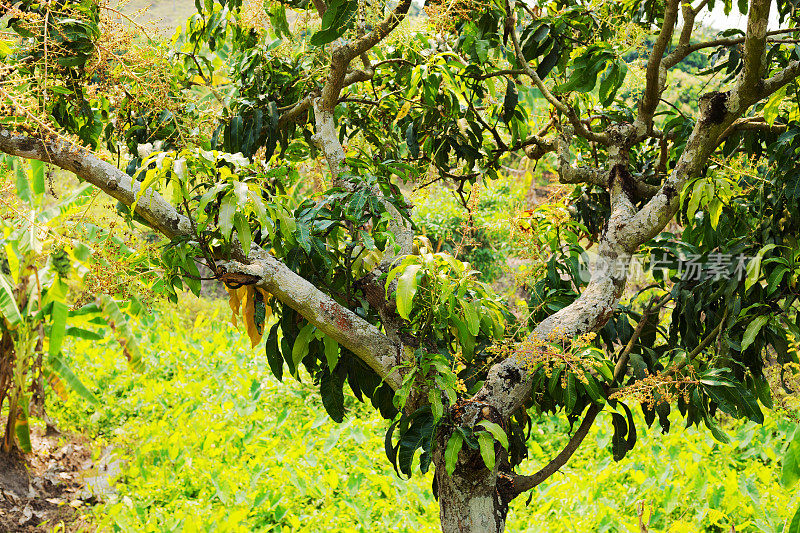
[434, 454, 509, 533]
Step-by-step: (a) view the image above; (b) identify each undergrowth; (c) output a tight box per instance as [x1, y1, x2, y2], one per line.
[46, 296, 797, 532]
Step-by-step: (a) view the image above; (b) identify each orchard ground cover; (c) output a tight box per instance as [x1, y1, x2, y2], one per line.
[42, 295, 798, 533]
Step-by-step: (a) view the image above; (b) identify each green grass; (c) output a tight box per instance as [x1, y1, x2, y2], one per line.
[48, 296, 798, 532]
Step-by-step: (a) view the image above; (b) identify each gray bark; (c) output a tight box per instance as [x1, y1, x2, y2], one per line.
[434, 451, 509, 533]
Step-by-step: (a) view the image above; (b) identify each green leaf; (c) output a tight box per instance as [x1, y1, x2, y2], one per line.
[785, 500, 800, 533]
[48, 301, 69, 357]
[477, 431, 495, 470]
[14, 159, 31, 203]
[445, 432, 463, 476]
[48, 353, 100, 405]
[782, 427, 800, 489]
[405, 122, 419, 158]
[320, 368, 345, 423]
[429, 388, 443, 421]
[463, 301, 480, 337]
[611, 412, 628, 461]
[265, 324, 283, 381]
[219, 192, 237, 239]
[268, 4, 291, 38]
[30, 160, 45, 197]
[234, 213, 252, 256]
[64, 326, 104, 341]
[763, 86, 785, 125]
[502, 80, 518, 123]
[309, 0, 357, 46]
[741, 315, 769, 351]
[536, 40, 561, 79]
[292, 323, 315, 369]
[323, 335, 340, 370]
[477, 421, 508, 450]
[565, 373, 577, 412]
[396, 264, 422, 320]
[582, 372, 606, 405]
[0, 273, 22, 326]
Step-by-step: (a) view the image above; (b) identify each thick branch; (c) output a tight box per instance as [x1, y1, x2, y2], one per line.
[509, 405, 600, 495]
[218, 257, 403, 389]
[318, 0, 412, 111]
[0, 130, 191, 239]
[760, 59, 800, 99]
[278, 94, 315, 127]
[508, 298, 663, 497]
[0, 130, 404, 389]
[634, 0, 680, 135]
[555, 127, 604, 186]
[665, 27, 799, 70]
[312, 97, 346, 181]
[739, 0, 771, 96]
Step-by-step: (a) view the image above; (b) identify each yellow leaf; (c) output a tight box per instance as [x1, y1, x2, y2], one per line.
[243, 286, 262, 348]
[47, 373, 69, 401]
[225, 286, 248, 327]
[395, 101, 412, 122]
[256, 288, 273, 325]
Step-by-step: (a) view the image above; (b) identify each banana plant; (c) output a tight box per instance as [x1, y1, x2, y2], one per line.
[0, 155, 142, 452]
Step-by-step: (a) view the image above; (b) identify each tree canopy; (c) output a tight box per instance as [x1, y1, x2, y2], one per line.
[2, 0, 800, 530]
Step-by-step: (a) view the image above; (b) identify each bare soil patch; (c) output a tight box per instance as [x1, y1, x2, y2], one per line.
[0, 428, 96, 532]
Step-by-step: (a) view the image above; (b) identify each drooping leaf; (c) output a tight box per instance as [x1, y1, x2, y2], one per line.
[445, 432, 463, 476]
[782, 426, 800, 489]
[396, 264, 422, 320]
[219, 192, 237, 240]
[0, 273, 22, 326]
[477, 431, 496, 470]
[292, 323, 316, 370]
[741, 315, 769, 351]
[320, 367, 345, 423]
[48, 353, 100, 405]
[477, 420, 508, 450]
[265, 323, 283, 381]
[611, 412, 628, 461]
[48, 300, 69, 357]
[502, 80, 518, 123]
[785, 500, 800, 533]
[323, 335, 340, 370]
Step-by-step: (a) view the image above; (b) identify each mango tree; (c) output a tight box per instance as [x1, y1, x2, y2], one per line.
[2, 0, 800, 530]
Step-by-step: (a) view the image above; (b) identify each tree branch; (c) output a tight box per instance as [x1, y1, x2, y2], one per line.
[0, 129, 405, 390]
[508, 296, 666, 498]
[508, 404, 600, 495]
[760, 59, 800, 99]
[318, 0, 412, 111]
[664, 28, 799, 70]
[634, 0, 680, 135]
[0, 129, 191, 238]
[507, 11, 608, 144]
[739, 0, 771, 97]
[472, 2, 779, 422]
[217, 257, 403, 389]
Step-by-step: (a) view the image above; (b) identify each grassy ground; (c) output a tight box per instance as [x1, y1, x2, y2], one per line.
[44, 295, 799, 532]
